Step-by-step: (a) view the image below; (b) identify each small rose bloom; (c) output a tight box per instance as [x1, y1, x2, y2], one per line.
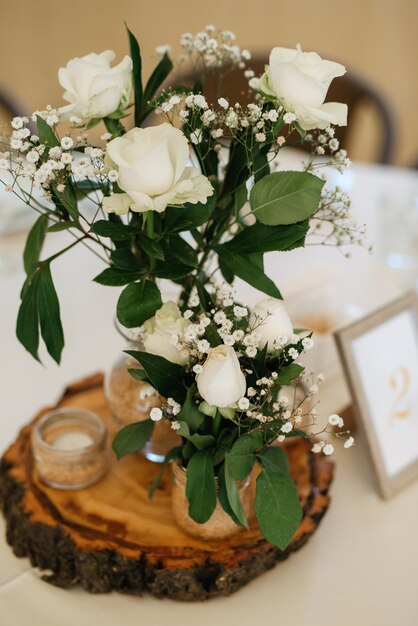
[197, 345, 246, 408]
[59, 50, 132, 120]
[250, 46, 347, 130]
[103, 123, 213, 214]
[143, 302, 189, 365]
[250, 298, 293, 352]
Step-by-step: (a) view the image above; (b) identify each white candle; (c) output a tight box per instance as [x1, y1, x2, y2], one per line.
[52, 431, 94, 451]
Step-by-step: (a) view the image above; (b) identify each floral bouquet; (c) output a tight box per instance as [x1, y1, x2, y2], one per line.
[113, 283, 353, 546]
[0, 26, 363, 549]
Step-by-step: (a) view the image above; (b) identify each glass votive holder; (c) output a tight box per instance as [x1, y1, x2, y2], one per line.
[32, 408, 109, 490]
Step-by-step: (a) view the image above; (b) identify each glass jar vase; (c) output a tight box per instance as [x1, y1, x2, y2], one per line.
[171, 461, 253, 541]
[104, 322, 180, 463]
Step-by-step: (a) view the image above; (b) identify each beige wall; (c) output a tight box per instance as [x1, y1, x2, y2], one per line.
[0, 0, 417, 165]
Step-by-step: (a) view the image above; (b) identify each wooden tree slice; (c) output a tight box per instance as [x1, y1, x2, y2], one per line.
[0, 373, 334, 601]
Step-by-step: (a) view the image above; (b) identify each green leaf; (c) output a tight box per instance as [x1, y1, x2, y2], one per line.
[163, 188, 216, 231]
[37, 265, 64, 364]
[143, 53, 173, 106]
[218, 463, 242, 526]
[16, 271, 41, 361]
[175, 421, 215, 450]
[223, 457, 248, 527]
[112, 419, 154, 459]
[127, 367, 148, 382]
[47, 220, 78, 233]
[186, 450, 217, 524]
[36, 116, 59, 147]
[254, 464, 302, 550]
[153, 260, 193, 280]
[23, 215, 48, 274]
[275, 363, 304, 385]
[116, 280, 162, 328]
[126, 25, 143, 126]
[218, 221, 309, 255]
[111, 248, 141, 270]
[233, 183, 248, 216]
[93, 267, 142, 286]
[125, 350, 186, 403]
[226, 431, 263, 480]
[195, 280, 215, 312]
[90, 220, 136, 241]
[257, 446, 289, 475]
[166, 235, 198, 268]
[177, 384, 205, 431]
[55, 182, 79, 222]
[217, 249, 281, 299]
[148, 446, 182, 500]
[85, 117, 102, 130]
[250, 171, 325, 225]
[140, 235, 165, 261]
[73, 179, 104, 192]
[203, 323, 222, 349]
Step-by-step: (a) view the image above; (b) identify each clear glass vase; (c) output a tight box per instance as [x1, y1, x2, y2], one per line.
[104, 322, 180, 462]
[171, 461, 253, 540]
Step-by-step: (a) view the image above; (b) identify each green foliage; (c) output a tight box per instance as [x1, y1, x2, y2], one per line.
[16, 264, 64, 364]
[254, 449, 303, 549]
[221, 458, 248, 527]
[250, 171, 325, 225]
[116, 280, 162, 327]
[112, 419, 155, 459]
[175, 421, 215, 450]
[275, 363, 305, 385]
[217, 249, 281, 299]
[176, 384, 205, 431]
[126, 26, 143, 126]
[23, 215, 48, 274]
[148, 446, 182, 500]
[142, 53, 173, 115]
[226, 431, 263, 480]
[163, 188, 217, 232]
[185, 450, 217, 524]
[36, 116, 59, 147]
[54, 182, 79, 222]
[217, 221, 309, 255]
[125, 350, 186, 403]
[93, 267, 142, 286]
[90, 220, 137, 241]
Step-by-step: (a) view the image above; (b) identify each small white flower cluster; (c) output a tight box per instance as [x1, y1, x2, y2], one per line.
[310, 186, 370, 252]
[171, 283, 260, 364]
[2, 112, 119, 207]
[179, 26, 251, 71]
[155, 91, 287, 151]
[149, 397, 183, 425]
[310, 412, 355, 454]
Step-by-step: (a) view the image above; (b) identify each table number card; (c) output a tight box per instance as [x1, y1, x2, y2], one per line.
[335, 292, 418, 498]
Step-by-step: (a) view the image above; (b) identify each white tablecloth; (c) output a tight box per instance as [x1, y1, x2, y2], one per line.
[0, 162, 417, 625]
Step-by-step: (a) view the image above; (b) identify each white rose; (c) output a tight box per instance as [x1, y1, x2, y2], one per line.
[197, 345, 246, 408]
[143, 302, 189, 365]
[250, 298, 293, 352]
[103, 124, 213, 214]
[251, 46, 347, 130]
[58, 50, 132, 120]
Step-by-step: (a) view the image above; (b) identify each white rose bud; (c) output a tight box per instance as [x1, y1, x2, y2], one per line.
[143, 302, 189, 365]
[58, 50, 132, 120]
[197, 345, 246, 408]
[250, 298, 293, 352]
[250, 46, 347, 130]
[103, 124, 213, 214]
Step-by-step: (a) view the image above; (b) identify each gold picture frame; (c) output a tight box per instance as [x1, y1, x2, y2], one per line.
[335, 291, 418, 498]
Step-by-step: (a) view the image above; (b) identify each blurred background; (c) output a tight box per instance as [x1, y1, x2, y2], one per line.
[0, 0, 417, 165]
